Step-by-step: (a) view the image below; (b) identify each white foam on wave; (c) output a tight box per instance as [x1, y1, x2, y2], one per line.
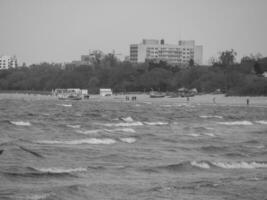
[75, 129, 101, 134]
[119, 137, 137, 143]
[120, 116, 134, 122]
[188, 133, 201, 137]
[37, 138, 116, 145]
[203, 133, 216, 137]
[10, 121, 31, 126]
[217, 121, 253, 125]
[103, 122, 143, 127]
[58, 104, 72, 107]
[200, 115, 223, 119]
[67, 124, 81, 129]
[104, 128, 136, 133]
[35, 167, 87, 173]
[27, 193, 51, 200]
[212, 161, 267, 169]
[191, 161, 210, 169]
[144, 122, 168, 126]
[255, 120, 267, 125]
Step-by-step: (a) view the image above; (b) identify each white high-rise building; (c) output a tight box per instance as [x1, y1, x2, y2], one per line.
[130, 39, 203, 65]
[0, 55, 17, 70]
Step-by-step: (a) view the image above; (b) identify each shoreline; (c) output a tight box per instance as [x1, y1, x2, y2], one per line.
[0, 92, 267, 107]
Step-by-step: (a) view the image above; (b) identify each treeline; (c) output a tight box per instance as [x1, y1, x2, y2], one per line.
[0, 50, 267, 96]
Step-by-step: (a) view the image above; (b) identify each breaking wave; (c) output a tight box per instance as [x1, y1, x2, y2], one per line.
[10, 121, 31, 126]
[120, 116, 134, 122]
[190, 161, 211, 169]
[57, 104, 72, 107]
[119, 137, 137, 143]
[37, 138, 116, 145]
[255, 120, 267, 125]
[104, 128, 136, 133]
[217, 121, 253, 125]
[103, 122, 143, 127]
[200, 115, 223, 119]
[67, 124, 81, 129]
[144, 122, 168, 126]
[75, 129, 101, 134]
[212, 161, 267, 169]
[34, 167, 87, 173]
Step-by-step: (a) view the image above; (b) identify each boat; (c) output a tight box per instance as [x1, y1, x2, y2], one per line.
[149, 91, 166, 98]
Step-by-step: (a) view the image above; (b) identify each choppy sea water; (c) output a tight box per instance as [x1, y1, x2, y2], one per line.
[0, 98, 267, 200]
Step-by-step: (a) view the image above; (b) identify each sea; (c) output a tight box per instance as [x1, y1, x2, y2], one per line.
[0, 97, 267, 200]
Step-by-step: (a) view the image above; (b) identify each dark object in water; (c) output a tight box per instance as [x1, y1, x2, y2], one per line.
[19, 146, 44, 158]
[0, 149, 4, 155]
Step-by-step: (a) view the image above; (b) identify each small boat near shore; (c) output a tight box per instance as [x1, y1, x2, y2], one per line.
[58, 94, 82, 100]
[149, 91, 166, 98]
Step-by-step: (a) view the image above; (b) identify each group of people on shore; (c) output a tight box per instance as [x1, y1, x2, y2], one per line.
[125, 96, 137, 101]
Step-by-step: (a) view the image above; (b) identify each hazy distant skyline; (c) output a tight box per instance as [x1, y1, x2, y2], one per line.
[0, 0, 267, 65]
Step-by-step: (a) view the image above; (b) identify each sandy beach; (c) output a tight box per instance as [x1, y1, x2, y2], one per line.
[0, 93, 267, 107]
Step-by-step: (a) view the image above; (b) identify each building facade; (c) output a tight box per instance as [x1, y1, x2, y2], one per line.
[130, 39, 203, 65]
[0, 55, 17, 70]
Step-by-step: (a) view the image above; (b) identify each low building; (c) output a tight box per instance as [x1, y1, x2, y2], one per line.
[0, 55, 17, 70]
[100, 88, 112, 96]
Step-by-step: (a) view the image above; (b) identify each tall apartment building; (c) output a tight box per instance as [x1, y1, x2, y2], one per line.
[130, 39, 203, 65]
[0, 55, 18, 70]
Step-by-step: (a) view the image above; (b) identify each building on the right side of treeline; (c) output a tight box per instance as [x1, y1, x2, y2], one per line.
[0, 55, 18, 70]
[129, 39, 203, 65]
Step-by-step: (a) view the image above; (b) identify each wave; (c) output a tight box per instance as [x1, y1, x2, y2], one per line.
[75, 129, 101, 134]
[37, 138, 116, 145]
[57, 104, 72, 107]
[10, 121, 31, 126]
[201, 145, 228, 152]
[202, 132, 215, 137]
[200, 115, 223, 119]
[212, 161, 267, 169]
[103, 122, 143, 127]
[188, 133, 201, 137]
[119, 137, 136, 143]
[144, 122, 168, 126]
[217, 121, 253, 125]
[104, 128, 136, 133]
[67, 124, 81, 129]
[26, 193, 52, 200]
[255, 120, 267, 125]
[190, 161, 211, 169]
[34, 167, 87, 173]
[119, 116, 134, 122]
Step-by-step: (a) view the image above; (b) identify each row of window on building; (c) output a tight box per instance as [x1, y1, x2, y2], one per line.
[130, 39, 203, 65]
[0, 55, 18, 70]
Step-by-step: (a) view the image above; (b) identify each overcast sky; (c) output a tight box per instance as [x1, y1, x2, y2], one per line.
[0, 0, 267, 65]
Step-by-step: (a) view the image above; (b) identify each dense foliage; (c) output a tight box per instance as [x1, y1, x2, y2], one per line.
[0, 52, 267, 96]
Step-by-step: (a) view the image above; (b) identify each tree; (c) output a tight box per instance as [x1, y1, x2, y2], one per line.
[254, 62, 263, 75]
[219, 49, 237, 66]
[189, 59, 194, 67]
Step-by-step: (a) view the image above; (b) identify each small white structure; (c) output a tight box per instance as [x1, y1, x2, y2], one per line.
[100, 88, 112, 96]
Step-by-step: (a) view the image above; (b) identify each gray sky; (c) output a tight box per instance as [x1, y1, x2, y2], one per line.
[0, 0, 267, 65]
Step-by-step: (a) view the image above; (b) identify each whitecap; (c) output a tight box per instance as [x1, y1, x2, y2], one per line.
[120, 137, 137, 143]
[144, 122, 168, 126]
[104, 128, 136, 133]
[188, 133, 201, 137]
[27, 193, 51, 200]
[37, 138, 116, 145]
[203, 133, 216, 137]
[35, 167, 87, 173]
[255, 120, 267, 125]
[191, 161, 210, 169]
[67, 124, 81, 129]
[10, 121, 31, 126]
[212, 161, 267, 169]
[58, 104, 72, 107]
[120, 116, 134, 122]
[75, 129, 101, 134]
[200, 115, 223, 119]
[217, 121, 253, 125]
[103, 122, 143, 127]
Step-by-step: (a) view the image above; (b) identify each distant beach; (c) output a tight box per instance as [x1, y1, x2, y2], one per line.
[0, 92, 267, 107]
